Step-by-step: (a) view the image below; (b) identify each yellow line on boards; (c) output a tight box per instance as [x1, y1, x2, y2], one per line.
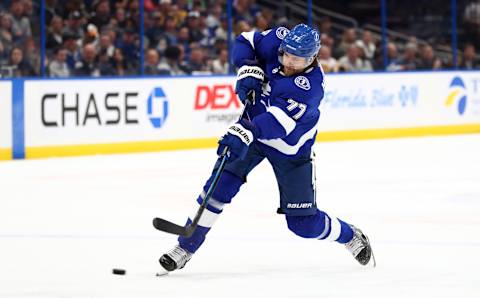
[26, 138, 219, 159]
[316, 124, 480, 142]
[22, 123, 480, 159]
[0, 149, 11, 160]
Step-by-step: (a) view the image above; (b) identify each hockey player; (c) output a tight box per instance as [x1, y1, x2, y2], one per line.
[159, 24, 375, 271]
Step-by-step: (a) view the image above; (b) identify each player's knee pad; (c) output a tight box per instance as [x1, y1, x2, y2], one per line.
[202, 170, 243, 204]
[286, 209, 327, 239]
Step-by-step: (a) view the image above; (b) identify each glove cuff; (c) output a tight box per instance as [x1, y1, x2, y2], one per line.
[226, 122, 255, 146]
[237, 65, 265, 81]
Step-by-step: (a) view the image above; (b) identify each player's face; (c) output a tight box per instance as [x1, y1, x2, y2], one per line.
[282, 52, 309, 74]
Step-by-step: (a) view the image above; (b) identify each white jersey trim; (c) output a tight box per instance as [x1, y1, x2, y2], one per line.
[257, 114, 319, 155]
[267, 106, 296, 135]
[241, 31, 256, 49]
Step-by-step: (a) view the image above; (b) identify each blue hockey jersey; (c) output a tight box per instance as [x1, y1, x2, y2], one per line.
[232, 27, 325, 158]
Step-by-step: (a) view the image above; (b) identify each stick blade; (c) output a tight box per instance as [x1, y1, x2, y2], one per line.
[152, 217, 193, 237]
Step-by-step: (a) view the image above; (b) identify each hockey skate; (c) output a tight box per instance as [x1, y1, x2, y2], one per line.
[345, 225, 376, 267]
[159, 245, 193, 272]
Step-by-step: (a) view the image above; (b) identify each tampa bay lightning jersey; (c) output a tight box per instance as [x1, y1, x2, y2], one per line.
[232, 27, 325, 158]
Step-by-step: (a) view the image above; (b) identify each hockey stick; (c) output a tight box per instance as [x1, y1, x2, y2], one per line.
[152, 93, 252, 237]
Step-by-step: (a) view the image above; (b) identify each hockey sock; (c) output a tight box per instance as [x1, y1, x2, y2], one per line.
[286, 209, 354, 244]
[178, 193, 224, 253]
[178, 171, 243, 253]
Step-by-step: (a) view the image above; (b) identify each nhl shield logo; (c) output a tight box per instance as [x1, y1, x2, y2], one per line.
[294, 76, 311, 91]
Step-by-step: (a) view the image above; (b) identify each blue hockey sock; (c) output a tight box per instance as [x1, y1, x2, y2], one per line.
[286, 209, 354, 244]
[178, 171, 244, 253]
[178, 195, 223, 253]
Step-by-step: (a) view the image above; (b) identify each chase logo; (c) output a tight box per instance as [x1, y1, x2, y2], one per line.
[147, 87, 169, 128]
[445, 76, 467, 115]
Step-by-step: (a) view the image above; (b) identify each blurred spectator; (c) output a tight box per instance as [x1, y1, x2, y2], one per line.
[98, 33, 115, 57]
[23, 0, 39, 37]
[48, 47, 70, 77]
[463, 1, 480, 49]
[0, 40, 7, 64]
[144, 48, 161, 75]
[62, 31, 81, 71]
[189, 46, 211, 74]
[233, 0, 258, 24]
[46, 15, 64, 52]
[98, 49, 115, 76]
[355, 30, 375, 60]
[7, 46, 36, 77]
[317, 46, 337, 73]
[9, 1, 32, 44]
[23, 36, 40, 73]
[214, 16, 229, 41]
[0, 14, 14, 55]
[459, 44, 479, 69]
[318, 17, 333, 37]
[90, 0, 111, 31]
[211, 48, 229, 74]
[254, 14, 268, 32]
[74, 43, 100, 76]
[234, 20, 251, 36]
[320, 33, 335, 53]
[111, 48, 128, 76]
[417, 44, 442, 70]
[385, 42, 402, 71]
[64, 10, 86, 42]
[337, 44, 372, 72]
[113, 7, 127, 28]
[158, 45, 190, 75]
[206, 3, 223, 29]
[186, 11, 205, 43]
[336, 28, 357, 58]
[398, 42, 418, 71]
[116, 28, 138, 71]
[176, 26, 191, 58]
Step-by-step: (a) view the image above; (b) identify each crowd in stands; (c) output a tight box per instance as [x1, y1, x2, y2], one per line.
[0, 0, 479, 78]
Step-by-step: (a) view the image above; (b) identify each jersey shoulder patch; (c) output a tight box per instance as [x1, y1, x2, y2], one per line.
[276, 27, 290, 40]
[294, 76, 311, 91]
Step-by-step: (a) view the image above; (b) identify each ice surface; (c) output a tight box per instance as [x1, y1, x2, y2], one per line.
[1, 135, 479, 297]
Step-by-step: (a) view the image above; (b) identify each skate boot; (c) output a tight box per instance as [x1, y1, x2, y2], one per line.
[159, 245, 193, 272]
[345, 225, 376, 267]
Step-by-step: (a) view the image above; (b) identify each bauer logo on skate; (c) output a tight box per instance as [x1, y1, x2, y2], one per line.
[147, 87, 169, 128]
[444, 76, 467, 115]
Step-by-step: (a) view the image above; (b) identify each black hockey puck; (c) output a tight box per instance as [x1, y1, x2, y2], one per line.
[112, 268, 126, 275]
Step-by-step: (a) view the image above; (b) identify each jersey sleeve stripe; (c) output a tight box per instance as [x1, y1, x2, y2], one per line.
[257, 115, 319, 155]
[267, 106, 296, 135]
[240, 31, 256, 49]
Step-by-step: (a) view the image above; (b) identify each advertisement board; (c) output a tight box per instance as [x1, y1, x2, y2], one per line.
[20, 71, 480, 158]
[23, 77, 242, 157]
[0, 81, 12, 160]
[319, 71, 480, 131]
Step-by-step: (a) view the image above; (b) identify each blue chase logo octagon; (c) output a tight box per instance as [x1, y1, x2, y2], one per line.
[147, 87, 169, 128]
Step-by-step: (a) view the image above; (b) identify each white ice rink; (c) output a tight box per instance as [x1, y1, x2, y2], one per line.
[1, 134, 479, 298]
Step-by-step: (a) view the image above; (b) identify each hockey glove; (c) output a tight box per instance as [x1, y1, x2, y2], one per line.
[235, 65, 264, 105]
[217, 119, 258, 161]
